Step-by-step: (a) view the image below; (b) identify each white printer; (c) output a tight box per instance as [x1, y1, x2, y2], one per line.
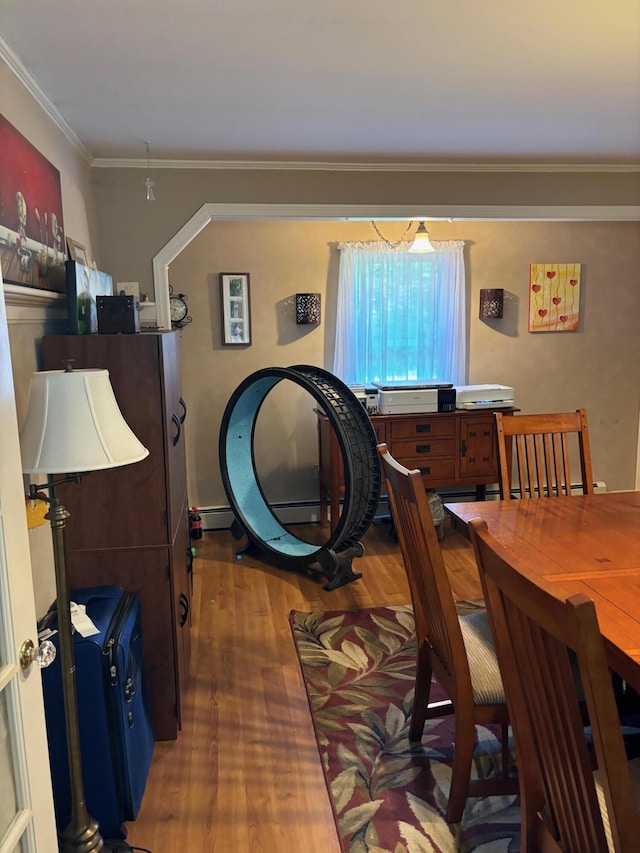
[374, 381, 456, 415]
[454, 384, 515, 410]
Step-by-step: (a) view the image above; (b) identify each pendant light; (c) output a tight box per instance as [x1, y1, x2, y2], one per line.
[408, 221, 436, 253]
[144, 141, 156, 202]
[370, 220, 436, 252]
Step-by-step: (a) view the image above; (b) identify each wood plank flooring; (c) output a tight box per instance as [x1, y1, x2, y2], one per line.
[124, 519, 481, 852]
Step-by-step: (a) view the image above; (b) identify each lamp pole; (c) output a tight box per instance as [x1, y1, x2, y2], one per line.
[36, 486, 103, 851]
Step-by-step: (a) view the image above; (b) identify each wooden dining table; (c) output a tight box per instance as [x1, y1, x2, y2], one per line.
[444, 491, 640, 694]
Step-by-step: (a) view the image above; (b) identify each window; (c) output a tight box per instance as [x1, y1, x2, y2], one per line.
[333, 240, 466, 386]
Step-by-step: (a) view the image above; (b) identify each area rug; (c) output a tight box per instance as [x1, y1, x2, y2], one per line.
[290, 604, 521, 853]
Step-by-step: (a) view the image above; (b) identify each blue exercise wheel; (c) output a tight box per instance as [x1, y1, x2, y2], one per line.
[219, 365, 381, 590]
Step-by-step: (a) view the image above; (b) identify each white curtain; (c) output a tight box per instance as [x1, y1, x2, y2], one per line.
[333, 240, 466, 386]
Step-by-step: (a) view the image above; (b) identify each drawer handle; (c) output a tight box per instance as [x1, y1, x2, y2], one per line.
[416, 424, 431, 433]
[416, 444, 431, 454]
[419, 466, 431, 475]
[172, 412, 181, 446]
[461, 439, 467, 457]
[179, 592, 189, 627]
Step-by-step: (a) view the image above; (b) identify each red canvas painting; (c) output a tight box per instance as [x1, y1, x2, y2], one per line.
[0, 114, 66, 292]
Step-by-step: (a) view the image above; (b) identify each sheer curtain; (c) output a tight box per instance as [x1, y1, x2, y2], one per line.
[333, 240, 466, 386]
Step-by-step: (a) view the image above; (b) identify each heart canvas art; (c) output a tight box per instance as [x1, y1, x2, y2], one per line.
[528, 263, 581, 332]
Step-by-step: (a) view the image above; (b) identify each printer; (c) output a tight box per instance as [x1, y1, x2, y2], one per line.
[374, 381, 456, 415]
[348, 384, 379, 415]
[454, 384, 515, 410]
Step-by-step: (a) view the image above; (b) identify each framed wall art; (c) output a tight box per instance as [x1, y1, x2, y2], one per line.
[66, 260, 113, 334]
[66, 237, 89, 266]
[0, 113, 66, 292]
[529, 263, 581, 332]
[220, 272, 251, 345]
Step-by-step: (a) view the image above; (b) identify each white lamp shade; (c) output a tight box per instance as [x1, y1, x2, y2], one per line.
[408, 222, 436, 254]
[20, 369, 149, 474]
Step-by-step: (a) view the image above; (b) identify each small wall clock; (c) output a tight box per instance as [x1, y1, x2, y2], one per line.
[169, 285, 192, 329]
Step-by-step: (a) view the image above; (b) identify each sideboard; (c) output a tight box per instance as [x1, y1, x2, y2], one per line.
[316, 407, 518, 532]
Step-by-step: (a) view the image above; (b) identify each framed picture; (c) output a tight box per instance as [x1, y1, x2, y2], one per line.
[0, 113, 66, 293]
[528, 263, 581, 332]
[66, 260, 113, 334]
[66, 237, 89, 266]
[220, 273, 251, 345]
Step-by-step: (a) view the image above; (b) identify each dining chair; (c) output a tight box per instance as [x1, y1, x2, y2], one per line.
[495, 408, 594, 499]
[377, 443, 517, 823]
[469, 517, 640, 852]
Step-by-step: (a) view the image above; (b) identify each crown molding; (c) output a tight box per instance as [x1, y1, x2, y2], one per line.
[92, 157, 640, 173]
[0, 37, 94, 165]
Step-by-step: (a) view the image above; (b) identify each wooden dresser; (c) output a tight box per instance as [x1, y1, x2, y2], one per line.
[43, 331, 191, 741]
[316, 407, 518, 532]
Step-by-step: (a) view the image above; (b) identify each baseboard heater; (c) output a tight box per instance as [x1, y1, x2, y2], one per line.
[200, 500, 323, 531]
[198, 482, 606, 531]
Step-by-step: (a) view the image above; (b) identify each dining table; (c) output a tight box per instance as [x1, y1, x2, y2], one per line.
[444, 491, 640, 695]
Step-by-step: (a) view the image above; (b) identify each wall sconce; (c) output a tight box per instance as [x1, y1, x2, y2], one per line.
[296, 293, 321, 325]
[479, 288, 504, 319]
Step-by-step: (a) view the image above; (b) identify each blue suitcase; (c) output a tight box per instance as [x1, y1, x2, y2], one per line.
[39, 586, 155, 840]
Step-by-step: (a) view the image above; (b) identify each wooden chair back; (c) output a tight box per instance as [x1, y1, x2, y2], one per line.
[469, 517, 639, 852]
[378, 444, 469, 690]
[378, 444, 517, 823]
[495, 408, 594, 499]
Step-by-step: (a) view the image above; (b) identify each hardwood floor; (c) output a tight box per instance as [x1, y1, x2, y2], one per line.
[124, 518, 482, 852]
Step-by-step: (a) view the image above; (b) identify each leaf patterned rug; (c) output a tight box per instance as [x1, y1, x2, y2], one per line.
[290, 604, 521, 853]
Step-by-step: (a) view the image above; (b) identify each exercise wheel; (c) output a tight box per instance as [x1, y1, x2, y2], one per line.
[219, 365, 381, 590]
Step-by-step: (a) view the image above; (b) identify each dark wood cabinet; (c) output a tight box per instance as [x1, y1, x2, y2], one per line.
[43, 332, 191, 741]
[317, 408, 517, 532]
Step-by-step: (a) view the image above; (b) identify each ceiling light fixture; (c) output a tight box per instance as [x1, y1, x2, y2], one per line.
[371, 220, 436, 252]
[407, 221, 436, 253]
[144, 141, 156, 202]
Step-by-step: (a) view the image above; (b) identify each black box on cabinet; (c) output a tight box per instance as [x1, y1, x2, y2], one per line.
[97, 295, 140, 334]
[437, 387, 457, 412]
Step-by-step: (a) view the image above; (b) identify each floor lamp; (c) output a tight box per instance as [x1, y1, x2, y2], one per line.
[20, 364, 149, 852]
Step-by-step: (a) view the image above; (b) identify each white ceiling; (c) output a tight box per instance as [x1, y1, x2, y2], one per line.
[2, 0, 639, 165]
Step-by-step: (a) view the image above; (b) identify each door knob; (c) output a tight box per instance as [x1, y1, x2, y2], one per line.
[19, 638, 56, 670]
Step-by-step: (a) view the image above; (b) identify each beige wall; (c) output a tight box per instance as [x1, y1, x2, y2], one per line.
[169, 219, 640, 513]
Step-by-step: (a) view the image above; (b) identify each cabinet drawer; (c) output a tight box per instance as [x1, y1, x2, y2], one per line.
[400, 457, 457, 479]
[390, 437, 456, 459]
[390, 418, 455, 440]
